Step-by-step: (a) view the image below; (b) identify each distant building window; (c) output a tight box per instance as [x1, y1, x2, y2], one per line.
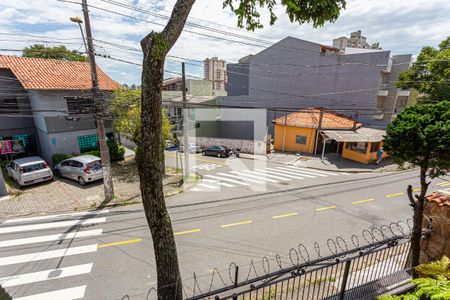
[66, 97, 95, 115]
[346, 142, 367, 154]
[0, 98, 19, 114]
[295, 135, 307, 145]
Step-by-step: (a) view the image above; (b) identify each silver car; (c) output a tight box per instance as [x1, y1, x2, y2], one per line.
[6, 156, 53, 186]
[55, 155, 103, 186]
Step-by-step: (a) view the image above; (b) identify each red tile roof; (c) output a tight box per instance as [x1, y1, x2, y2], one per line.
[273, 108, 361, 129]
[0, 55, 119, 91]
[426, 191, 450, 206]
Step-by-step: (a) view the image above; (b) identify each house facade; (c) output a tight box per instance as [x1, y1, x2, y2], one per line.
[0, 55, 118, 164]
[224, 37, 412, 131]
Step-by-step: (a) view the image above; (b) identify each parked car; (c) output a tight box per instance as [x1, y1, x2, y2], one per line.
[165, 140, 179, 151]
[202, 145, 232, 158]
[54, 155, 102, 186]
[180, 143, 202, 153]
[6, 156, 53, 186]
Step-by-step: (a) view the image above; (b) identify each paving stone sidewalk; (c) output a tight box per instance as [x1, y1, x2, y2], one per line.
[0, 159, 184, 219]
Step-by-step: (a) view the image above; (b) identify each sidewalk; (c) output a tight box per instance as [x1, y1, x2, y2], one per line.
[240, 152, 407, 173]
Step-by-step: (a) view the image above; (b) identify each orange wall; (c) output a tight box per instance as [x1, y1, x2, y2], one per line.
[274, 124, 316, 153]
[342, 141, 388, 164]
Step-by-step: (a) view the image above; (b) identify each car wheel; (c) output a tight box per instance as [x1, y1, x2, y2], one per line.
[78, 176, 86, 186]
[202, 151, 205, 156]
[55, 170, 61, 178]
[217, 153, 221, 158]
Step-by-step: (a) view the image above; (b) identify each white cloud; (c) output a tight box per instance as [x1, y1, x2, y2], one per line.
[0, 0, 449, 84]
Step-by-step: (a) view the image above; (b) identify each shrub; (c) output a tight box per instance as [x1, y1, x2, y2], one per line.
[52, 153, 73, 165]
[81, 142, 125, 162]
[108, 142, 125, 161]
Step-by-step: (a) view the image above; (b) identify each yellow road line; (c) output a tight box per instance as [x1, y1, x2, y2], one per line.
[98, 238, 142, 249]
[174, 229, 201, 235]
[386, 192, 404, 198]
[413, 188, 421, 192]
[272, 212, 298, 219]
[315, 205, 336, 211]
[438, 182, 450, 187]
[436, 181, 450, 186]
[352, 198, 375, 205]
[221, 220, 252, 228]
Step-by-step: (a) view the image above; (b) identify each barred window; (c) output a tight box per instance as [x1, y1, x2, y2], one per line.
[295, 135, 307, 145]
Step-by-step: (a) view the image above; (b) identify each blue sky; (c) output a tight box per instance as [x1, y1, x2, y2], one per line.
[0, 0, 449, 84]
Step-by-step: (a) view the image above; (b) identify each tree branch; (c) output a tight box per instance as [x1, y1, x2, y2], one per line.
[407, 185, 416, 208]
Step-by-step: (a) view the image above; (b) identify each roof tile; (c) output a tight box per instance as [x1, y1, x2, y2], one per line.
[273, 108, 361, 129]
[0, 55, 119, 90]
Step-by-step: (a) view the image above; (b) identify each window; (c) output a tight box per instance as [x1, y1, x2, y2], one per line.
[66, 97, 95, 115]
[295, 135, 307, 145]
[346, 142, 368, 154]
[78, 134, 98, 152]
[0, 98, 19, 114]
[370, 142, 381, 153]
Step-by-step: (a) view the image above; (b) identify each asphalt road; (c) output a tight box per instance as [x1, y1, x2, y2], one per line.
[1, 154, 449, 299]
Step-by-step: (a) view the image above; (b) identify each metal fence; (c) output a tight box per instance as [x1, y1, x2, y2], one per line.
[187, 236, 411, 300]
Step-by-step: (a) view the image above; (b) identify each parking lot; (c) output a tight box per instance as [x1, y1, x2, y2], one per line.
[0, 159, 181, 219]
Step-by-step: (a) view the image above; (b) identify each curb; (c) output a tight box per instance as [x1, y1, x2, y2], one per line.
[238, 153, 412, 174]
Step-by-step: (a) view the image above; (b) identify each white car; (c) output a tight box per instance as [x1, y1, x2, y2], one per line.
[179, 143, 202, 153]
[6, 156, 53, 186]
[54, 155, 103, 186]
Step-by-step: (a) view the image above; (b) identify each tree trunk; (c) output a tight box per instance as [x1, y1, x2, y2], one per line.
[138, 1, 195, 299]
[410, 166, 429, 273]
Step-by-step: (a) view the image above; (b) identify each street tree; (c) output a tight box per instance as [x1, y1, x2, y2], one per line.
[383, 101, 450, 270]
[22, 44, 88, 61]
[397, 37, 450, 103]
[138, 1, 347, 298]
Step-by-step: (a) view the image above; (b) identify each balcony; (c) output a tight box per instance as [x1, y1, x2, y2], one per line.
[377, 83, 389, 96]
[397, 89, 411, 97]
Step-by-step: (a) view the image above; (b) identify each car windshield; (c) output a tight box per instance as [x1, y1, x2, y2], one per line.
[87, 160, 102, 170]
[22, 163, 46, 173]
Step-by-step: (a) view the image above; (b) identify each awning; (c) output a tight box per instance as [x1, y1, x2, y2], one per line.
[321, 128, 386, 143]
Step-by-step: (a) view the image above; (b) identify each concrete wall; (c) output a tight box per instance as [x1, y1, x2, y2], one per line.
[227, 63, 249, 96]
[223, 37, 397, 127]
[195, 137, 266, 154]
[187, 79, 213, 96]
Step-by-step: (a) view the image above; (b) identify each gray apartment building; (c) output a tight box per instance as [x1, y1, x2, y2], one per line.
[224, 36, 412, 131]
[0, 55, 118, 164]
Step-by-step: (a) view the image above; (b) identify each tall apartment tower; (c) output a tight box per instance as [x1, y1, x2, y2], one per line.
[203, 57, 227, 92]
[333, 30, 381, 50]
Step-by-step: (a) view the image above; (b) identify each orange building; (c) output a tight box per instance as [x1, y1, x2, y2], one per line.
[273, 108, 386, 164]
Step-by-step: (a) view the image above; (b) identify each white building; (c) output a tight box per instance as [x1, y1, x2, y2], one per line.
[333, 30, 380, 50]
[203, 57, 227, 93]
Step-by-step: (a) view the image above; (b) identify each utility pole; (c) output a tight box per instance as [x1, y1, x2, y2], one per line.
[81, 0, 114, 201]
[314, 109, 324, 155]
[0, 168, 8, 197]
[181, 62, 189, 183]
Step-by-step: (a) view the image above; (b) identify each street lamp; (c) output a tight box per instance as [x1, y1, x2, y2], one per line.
[70, 17, 88, 55]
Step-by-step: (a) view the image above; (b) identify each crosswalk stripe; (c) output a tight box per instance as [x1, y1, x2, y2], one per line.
[247, 170, 292, 181]
[202, 179, 234, 187]
[287, 166, 339, 176]
[0, 244, 98, 266]
[14, 285, 87, 300]
[0, 263, 93, 287]
[197, 183, 219, 189]
[260, 169, 305, 180]
[283, 166, 328, 177]
[217, 172, 265, 184]
[272, 167, 317, 178]
[230, 171, 278, 183]
[3, 210, 109, 224]
[0, 217, 106, 235]
[0, 229, 103, 248]
[204, 175, 249, 186]
[266, 168, 313, 179]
